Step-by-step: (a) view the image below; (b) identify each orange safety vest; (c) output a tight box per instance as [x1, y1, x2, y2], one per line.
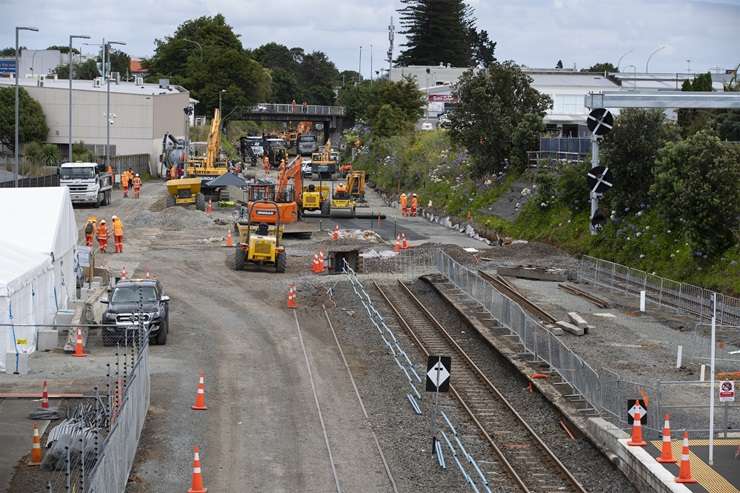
[411, 196, 418, 209]
[113, 220, 123, 236]
[400, 194, 407, 208]
[133, 177, 142, 189]
[121, 172, 129, 187]
[96, 224, 108, 239]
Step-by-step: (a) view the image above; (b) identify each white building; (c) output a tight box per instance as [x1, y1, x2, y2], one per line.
[0, 76, 190, 173]
[0, 187, 78, 372]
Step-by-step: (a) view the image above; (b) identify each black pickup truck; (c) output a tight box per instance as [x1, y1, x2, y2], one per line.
[101, 279, 170, 345]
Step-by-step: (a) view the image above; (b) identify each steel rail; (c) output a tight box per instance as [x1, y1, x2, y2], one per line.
[375, 281, 587, 493]
[477, 270, 558, 324]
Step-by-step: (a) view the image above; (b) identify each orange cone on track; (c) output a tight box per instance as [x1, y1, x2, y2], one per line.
[401, 234, 408, 250]
[187, 446, 208, 493]
[225, 230, 233, 248]
[627, 400, 647, 446]
[287, 286, 297, 309]
[206, 199, 213, 215]
[675, 432, 697, 483]
[332, 225, 339, 241]
[121, 266, 127, 279]
[318, 251, 325, 273]
[191, 371, 208, 411]
[72, 328, 87, 357]
[656, 415, 677, 463]
[40, 380, 49, 409]
[311, 254, 320, 273]
[29, 424, 42, 465]
[394, 235, 401, 253]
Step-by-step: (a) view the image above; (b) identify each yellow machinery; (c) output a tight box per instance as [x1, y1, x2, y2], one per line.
[346, 170, 367, 206]
[165, 178, 203, 208]
[302, 183, 330, 215]
[232, 200, 286, 272]
[166, 108, 227, 208]
[329, 182, 356, 217]
[310, 139, 338, 180]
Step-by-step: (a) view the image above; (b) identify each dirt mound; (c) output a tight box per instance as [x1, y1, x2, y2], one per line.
[129, 207, 215, 231]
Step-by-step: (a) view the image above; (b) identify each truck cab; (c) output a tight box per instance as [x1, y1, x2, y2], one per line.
[59, 162, 112, 207]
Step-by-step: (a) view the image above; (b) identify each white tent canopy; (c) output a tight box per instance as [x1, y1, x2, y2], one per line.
[0, 187, 78, 371]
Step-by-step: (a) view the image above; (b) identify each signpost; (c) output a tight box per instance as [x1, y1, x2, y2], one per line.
[627, 399, 648, 425]
[586, 108, 614, 235]
[719, 380, 735, 438]
[426, 355, 451, 461]
[0, 59, 16, 75]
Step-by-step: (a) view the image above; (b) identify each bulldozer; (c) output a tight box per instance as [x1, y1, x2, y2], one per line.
[165, 108, 228, 209]
[232, 200, 287, 273]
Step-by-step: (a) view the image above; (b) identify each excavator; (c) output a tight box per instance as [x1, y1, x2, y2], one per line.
[310, 139, 338, 180]
[165, 108, 229, 209]
[245, 157, 302, 225]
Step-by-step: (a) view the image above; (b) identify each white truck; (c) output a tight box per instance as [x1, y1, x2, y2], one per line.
[59, 162, 113, 207]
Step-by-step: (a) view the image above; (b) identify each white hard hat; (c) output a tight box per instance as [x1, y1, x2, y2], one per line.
[100, 219, 106, 224]
[111, 215, 117, 219]
[135, 173, 140, 177]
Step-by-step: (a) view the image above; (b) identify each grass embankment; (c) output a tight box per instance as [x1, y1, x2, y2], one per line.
[354, 130, 740, 295]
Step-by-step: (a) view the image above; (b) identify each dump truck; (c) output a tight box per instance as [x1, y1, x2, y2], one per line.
[59, 162, 113, 207]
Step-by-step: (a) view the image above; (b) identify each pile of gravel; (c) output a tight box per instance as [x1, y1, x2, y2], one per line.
[129, 208, 215, 231]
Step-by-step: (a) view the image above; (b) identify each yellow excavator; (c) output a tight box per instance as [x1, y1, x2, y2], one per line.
[310, 139, 338, 181]
[166, 108, 228, 209]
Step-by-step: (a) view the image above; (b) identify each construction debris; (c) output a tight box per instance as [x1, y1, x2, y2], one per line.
[327, 228, 384, 243]
[567, 312, 589, 329]
[555, 320, 585, 336]
[497, 265, 567, 282]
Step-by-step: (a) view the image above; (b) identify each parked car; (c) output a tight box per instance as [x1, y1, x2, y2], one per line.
[420, 122, 434, 131]
[101, 279, 170, 345]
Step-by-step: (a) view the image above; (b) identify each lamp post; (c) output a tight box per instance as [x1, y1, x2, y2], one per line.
[645, 45, 666, 73]
[14, 26, 39, 187]
[105, 40, 126, 175]
[616, 48, 633, 72]
[219, 89, 226, 115]
[181, 38, 203, 61]
[625, 64, 638, 89]
[68, 34, 90, 162]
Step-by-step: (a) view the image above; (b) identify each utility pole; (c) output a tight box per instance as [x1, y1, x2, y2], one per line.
[358, 46, 362, 82]
[69, 34, 90, 163]
[106, 40, 126, 175]
[370, 44, 373, 82]
[14, 26, 39, 187]
[387, 17, 395, 77]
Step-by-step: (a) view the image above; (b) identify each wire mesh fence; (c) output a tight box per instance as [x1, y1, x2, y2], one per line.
[577, 255, 740, 327]
[360, 248, 438, 279]
[44, 321, 150, 492]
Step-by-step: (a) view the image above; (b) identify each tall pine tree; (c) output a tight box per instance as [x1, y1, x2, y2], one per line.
[396, 0, 474, 67]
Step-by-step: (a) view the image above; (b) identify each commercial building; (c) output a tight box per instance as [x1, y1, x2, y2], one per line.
[0, 76, 190, 173]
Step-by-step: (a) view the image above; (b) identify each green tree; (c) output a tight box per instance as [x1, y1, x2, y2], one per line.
[0, 87, 48, 153]
[53, 58, 100, 80]
[72, 142, 94, 162]
[46, 45, 80, 55]
[0, 47, 23, 56]
[396, 0, 473, 67]
[145, 15, 270, 115]
[582, 62, 617, 73]
[652, 130, 740, 256]
[447, 61, 552, 175]
[296, 51, 339, 105]
[108, 49, 131, 77]
[339, 70, 362, 86]
[601, 108, 677, 215]
[24, 141, 60, 167]
[678, 72, 713, 134]
[468, 28, 496, 68]
[339, 77, 424, 133]
[511, 113, 544, 169]
[712, 110, 740, 141]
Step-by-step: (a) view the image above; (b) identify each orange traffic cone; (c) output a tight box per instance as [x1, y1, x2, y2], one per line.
[401, 234, 408, 250]
[675, 432, 697, 483]
[225, 230, 233, 247]
[72, 328, 87, 357]
[187, 446, 208, 493]
[394, 235, 401, 253]
[627, 400, 647, 446]
[312, 254, 320, 273]
[40, 380, 49, 409]
[145, 271, 151, 279]
[332, 225, 339, 241]
[29, 424, 42, 466]
[191, 371, 208, 411]
[206, 199, 213, 215]
[121, 266, 127, 279]
[289, 286, 297, 308]
[318, 251, 325, 273]
[656, 415, 677, 463]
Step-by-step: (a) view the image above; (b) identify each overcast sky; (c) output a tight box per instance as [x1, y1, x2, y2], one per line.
[1, 0, 738, 75]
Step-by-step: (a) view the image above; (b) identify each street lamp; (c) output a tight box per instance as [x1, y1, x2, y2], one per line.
[181, 38, 204, 61]
[625, 64, 638, 89]
[616, 48, 634, 72]
[645, 45, 666, 73]
[105, 40, 126, 175]
[14, 25, 39, 187]
[68, 34, 90, 162]
[219, 89, 226, 115]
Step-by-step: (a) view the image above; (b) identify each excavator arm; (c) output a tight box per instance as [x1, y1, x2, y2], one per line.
[276, 157, 303, 204]
[206, 108, 221, 168]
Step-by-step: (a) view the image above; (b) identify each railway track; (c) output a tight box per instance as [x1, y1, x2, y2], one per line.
[477, 270, 558, 325]
[375, 281, 587, 493]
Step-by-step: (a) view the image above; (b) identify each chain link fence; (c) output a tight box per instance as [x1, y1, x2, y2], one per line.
[361, 248, 438, 279]
[577, 255, 740, 327]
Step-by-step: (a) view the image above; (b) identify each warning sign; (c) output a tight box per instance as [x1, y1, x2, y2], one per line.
[719, 380, 735, 403]
[627, 399, 648, 425]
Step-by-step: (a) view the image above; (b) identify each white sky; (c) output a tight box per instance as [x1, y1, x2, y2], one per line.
[1, 0, 738, 75]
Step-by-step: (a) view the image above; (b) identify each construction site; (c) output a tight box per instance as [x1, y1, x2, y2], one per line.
[1, 140, 739, 492]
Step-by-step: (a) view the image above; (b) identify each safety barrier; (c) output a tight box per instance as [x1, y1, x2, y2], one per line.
[577, 255, 740, 327]
[248, 103, 346, 116]
[44, 319, 150, 491]
[0, 173, 59, 188]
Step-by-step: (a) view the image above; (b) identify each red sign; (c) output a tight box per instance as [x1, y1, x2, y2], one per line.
[719, 380, 735, 402]
[428, 94, 456, 103]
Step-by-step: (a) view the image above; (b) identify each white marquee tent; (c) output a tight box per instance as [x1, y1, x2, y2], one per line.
[0, 187, 78, 371]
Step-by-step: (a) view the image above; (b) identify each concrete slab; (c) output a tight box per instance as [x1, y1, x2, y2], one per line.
[556, 320, 585, 336]
[0, 399, 35, 492]
[568, 312, 589, 329]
